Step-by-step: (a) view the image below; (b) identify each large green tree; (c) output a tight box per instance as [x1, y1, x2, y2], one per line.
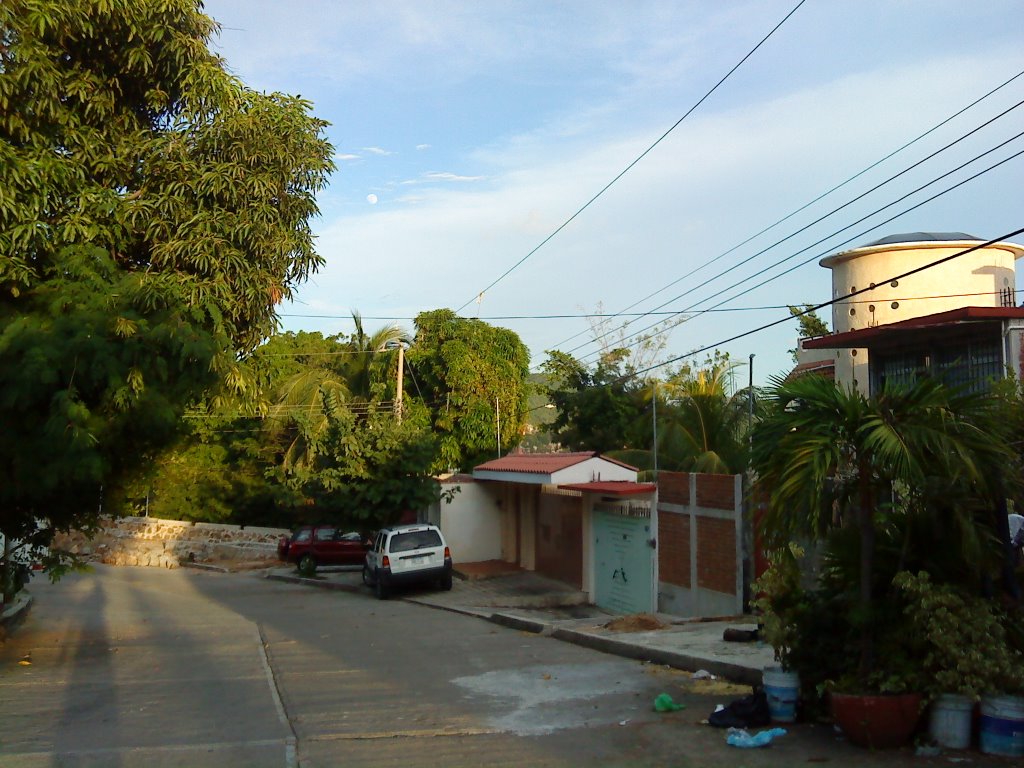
[407, 310, 530, 472]
[0, 0, 333, 566]
[542, 349, 646, 454]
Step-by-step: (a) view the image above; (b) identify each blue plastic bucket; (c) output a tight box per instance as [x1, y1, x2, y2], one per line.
[979, 695, 1024, 757]
[928, 694, 973, 749]
[763, 666, 799, 723]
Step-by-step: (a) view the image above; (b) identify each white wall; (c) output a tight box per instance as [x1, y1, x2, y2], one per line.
[438, 481, 502, 563]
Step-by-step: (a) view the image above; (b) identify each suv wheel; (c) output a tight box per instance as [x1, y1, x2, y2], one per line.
[374, 571, 388, 600]
[297, 554, 317, 576]
[361, 565, 372, 586]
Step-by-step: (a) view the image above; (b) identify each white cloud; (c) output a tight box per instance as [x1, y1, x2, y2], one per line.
[361, 146, 394, 156]
[416, 144, 432, 151]
[422, 172, 485, 183]
[304, 49, 1024, 379]
[334, 153, 360, 161]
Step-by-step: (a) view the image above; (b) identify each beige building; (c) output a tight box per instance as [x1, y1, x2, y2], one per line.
[799, 232, 1024, 394]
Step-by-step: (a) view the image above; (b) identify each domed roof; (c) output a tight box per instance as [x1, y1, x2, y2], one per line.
[859, 232, 980, 247]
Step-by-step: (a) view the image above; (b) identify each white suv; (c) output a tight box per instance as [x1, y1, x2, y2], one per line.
[362, 523, 453, 599]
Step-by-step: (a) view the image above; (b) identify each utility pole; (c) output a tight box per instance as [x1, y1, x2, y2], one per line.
[395, 343, 404, 423]
[652, 380, 658, 477]
[748, 354, 755, 456]
[495, 396, 501, 458]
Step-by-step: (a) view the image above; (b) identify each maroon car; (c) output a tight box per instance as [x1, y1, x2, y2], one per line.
[278, 525, 371, 574]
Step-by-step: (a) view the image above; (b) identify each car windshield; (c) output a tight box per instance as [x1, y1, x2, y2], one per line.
[389, 530, 442, 553]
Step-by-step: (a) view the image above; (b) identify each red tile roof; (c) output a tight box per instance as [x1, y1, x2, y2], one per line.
[785, 358, 835, 381]
[474, 451, 599, 474]
[474, 451, 639, 475]
[558, 481, 657, 496]
[803, 306, 1024, 349]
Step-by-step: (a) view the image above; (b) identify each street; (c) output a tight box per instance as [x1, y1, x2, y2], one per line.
[0, 566, 1003, 767]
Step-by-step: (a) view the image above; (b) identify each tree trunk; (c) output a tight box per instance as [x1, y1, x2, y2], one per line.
[857, 465, 875, 687]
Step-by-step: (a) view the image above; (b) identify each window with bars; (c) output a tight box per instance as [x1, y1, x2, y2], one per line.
[873, 337, 1003, 395]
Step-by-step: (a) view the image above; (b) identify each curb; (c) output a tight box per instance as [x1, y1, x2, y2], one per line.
[548, 626, 761, 687]
[0, 589, 34, 642]
[181, 562, 231, 573]
[265, 571, 366, 595]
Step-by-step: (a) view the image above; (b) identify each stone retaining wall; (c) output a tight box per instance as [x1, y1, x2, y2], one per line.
[52, 516, 290, 569]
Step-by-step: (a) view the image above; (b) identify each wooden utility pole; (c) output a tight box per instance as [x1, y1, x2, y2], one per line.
[396, 343, 404, 423]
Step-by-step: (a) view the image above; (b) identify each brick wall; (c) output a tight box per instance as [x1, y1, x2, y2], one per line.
[656, 471, 744, 617]
[695, 473, 736, 510]
[658, 511, 690, 587]
[658, 472, 689, 505]
[696, 517, 737, 592]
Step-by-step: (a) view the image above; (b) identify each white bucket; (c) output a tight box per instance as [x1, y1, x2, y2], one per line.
[762, 666, 799, 723]
[979, 694, 1024, 757]
[928, 694, 973, 749]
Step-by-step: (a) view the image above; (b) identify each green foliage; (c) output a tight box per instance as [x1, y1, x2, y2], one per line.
[751, 543, 805, 669]
[895, 571, 1024, 698]
[658, 355, 750, 473]
[788, 305, 830, 363]
[408, 310, 530, 472]
[752, 374, 1020, 691]
[0, 0, 334, 350]
[542, 349, 646, 453]
[544, 349, 751, 473]
[0, 246, 226, 547]
[285, 398, 439, 531]
[0, 0, 332, 561]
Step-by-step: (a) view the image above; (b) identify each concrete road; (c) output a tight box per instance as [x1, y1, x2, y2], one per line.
[0, 566, 1005, 767]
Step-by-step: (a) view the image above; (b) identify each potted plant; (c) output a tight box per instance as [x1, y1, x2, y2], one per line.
[751, 543, 805, 722]
[896, 570, 1024, 751]
[750, 375, 1016, 748]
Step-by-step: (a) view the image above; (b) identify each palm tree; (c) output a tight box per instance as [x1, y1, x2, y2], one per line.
[267, 312, 409, 469]
[751, 373, 1012, 685]
[656, 360, 750, 473]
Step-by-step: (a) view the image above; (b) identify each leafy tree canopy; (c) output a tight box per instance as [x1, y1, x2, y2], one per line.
[0, 0, 333, 562]
[407, 310, 530, 472]
[788, 305, 830, 363]
[542, 349, 645, 454]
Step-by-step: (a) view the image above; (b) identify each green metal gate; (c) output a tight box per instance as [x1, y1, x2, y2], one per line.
[593, 504, 653, 615]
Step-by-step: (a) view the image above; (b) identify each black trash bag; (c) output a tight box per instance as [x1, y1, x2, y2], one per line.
[708, 689, 771, 728]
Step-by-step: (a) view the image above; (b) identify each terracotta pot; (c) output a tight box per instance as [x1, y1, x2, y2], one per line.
[830, 692, 923, 749]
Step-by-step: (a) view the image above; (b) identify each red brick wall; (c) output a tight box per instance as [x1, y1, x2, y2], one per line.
[696, 517, 736, 593]
[658, 471, 689, 505]
[658, 511, 690, 587]
[695, 473, 735, 510]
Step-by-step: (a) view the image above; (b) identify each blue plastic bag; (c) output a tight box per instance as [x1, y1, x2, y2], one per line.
[726, 727, 787, 748]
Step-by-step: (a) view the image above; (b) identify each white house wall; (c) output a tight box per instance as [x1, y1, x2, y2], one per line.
[437, 481, 502, 563]
[548, 458, 636, 485]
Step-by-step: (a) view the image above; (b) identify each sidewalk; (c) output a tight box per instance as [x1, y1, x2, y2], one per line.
[263, 563, 774, 686]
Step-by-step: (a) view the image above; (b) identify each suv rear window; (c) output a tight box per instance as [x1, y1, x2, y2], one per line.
[389, 530, 442, 553]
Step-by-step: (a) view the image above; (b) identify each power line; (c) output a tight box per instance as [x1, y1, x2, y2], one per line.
[545, 69, 1024, 352]
[452, 0, 808, 314]
[576, 132, 1024, 365]
[569, 98, 1024, 361]
[279, 288, 1023, 323]
[627, 226, 1024, 380]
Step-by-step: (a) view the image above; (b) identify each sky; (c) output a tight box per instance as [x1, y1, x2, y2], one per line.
[202, 0, 1024, 386]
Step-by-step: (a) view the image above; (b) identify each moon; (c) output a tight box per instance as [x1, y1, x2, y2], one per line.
[366, 193, 378, 205]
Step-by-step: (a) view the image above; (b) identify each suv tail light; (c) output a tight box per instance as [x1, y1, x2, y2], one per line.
[444, 546, 451, 560]
[382, 555, 390, 568]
